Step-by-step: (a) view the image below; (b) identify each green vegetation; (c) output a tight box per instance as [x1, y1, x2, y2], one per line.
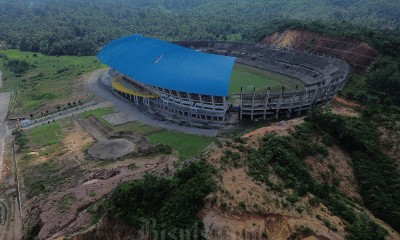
[14, 120, 63, 156]
[345, 213, 388, 240]
[148, 131, 214, 160]
[103, 161, 215, 239]
[12, 119, 83, 199]
[24, 159, 68, 198]
[81, 108, 214, 160]
[25, 122, 62, 153]
[344, 57, 400, 106]
[1, 1, 399, 56]
[307, 109, 400, 232]
[0, 50, 101, 114]
[230, 116, 390, 237]
[80, 107, 114, 122]
[80, 107, 114, 118]
[228, 64, 301, 95]
[5, 59, 32, 74]
[58, 194, 77, 213]
[25, 224, 41, 240]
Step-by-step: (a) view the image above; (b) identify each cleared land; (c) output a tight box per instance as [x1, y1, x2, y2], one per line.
[229, 63, 302, 95]
[0, 50, 101, 115]
[81, 108, 214, 160]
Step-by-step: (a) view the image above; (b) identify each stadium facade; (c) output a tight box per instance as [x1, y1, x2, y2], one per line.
[98, 34, 235, 122]
[98, 35, 351, 124]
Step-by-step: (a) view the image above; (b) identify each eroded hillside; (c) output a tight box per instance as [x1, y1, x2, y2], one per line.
[261, 29, 379, 73]
[201, 102, 400, 240]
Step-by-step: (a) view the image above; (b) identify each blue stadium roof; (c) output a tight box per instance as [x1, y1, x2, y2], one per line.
[97, 34, 236, 96]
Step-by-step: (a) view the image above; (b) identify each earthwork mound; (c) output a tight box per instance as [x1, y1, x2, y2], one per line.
[88, 139, 136, 160]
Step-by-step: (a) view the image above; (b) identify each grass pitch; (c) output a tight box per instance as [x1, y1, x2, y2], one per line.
[81, 108, 214, 160]
[148, 131, 214, 160]
[229, 63, 302, 95]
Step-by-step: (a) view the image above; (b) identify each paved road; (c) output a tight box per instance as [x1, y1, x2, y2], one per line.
[0, 71, 11, 179]
[88, 69, 219, 136]
[22, 101, 112, 130]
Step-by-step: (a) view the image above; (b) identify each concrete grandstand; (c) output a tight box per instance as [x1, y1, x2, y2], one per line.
[98, 35, 351, 125]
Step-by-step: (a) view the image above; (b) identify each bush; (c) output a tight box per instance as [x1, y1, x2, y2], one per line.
[105, 161, 215, 239]
[345, 214, 387, 240]
[6, 59, 32, 74]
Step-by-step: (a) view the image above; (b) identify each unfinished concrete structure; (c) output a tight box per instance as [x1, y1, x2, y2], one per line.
[177, 41, 351, 120]
[98, 35, 350, 125]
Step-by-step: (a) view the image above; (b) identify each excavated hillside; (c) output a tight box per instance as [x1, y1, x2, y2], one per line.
[200, 103, 399, 240]
[261, 29, 379, 73]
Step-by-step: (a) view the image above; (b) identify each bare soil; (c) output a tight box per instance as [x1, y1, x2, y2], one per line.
[19, 119, 177, 240]
[261, 29, 379, 73]
[203, 146, 345, 240]
[202, 119, 400, 240]
[304, 145, 362, 203]
[242, 118, 305, 147]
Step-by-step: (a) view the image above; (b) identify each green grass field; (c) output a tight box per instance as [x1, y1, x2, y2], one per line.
[81, 108, 214, 160]
[229, 63, 302, 95]
[25, 120, 64, 156]
[148, 131, 214, 160]
[0, 49, 101, 114]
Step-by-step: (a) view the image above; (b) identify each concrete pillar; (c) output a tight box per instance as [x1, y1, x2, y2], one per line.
[298, 90, 305, 117]
[263, 87, 270, 120]
[251, 87, 256, 121]
[199, 94, 205, 109]
[275, 87, 284, 120]
[239, 87, 243, 120]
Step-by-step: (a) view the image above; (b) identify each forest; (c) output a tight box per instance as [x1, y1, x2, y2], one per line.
[0, 0, 400, 56]
[2, 0, 400, 239]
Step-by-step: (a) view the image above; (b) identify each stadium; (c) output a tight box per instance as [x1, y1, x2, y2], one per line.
[97, 34, 351, 125]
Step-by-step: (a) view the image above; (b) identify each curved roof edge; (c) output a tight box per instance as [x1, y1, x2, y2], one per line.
[97, 34, 236, 96]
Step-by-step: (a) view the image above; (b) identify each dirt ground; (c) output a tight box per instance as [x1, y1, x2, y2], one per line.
[261, 29, 378, 73]
[203, 145, 345, 240]
[304, 145, 362, 203]
[332, 96, 362, 109]
[18, 119, 177, 240]
[202, 116, 400, 240]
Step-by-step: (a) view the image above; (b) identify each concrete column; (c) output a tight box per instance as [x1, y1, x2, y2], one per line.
[239, 87, 243, 120]
[199, 94, 204, 109]
[223, 97, 227, 110]
[275, 87, 284, 120]
[211, 96, 216, 110]
[263, 87, 270, 120]
[251, 87, 256, 121]
[298, 90, 305, 117]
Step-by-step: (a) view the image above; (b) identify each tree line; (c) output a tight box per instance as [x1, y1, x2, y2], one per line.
[0, 0, 399, 56]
